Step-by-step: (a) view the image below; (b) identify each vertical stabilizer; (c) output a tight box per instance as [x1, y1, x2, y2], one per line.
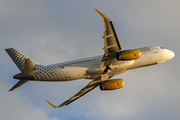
[5, 48, 40, 72]
[6, 49, 39, 91]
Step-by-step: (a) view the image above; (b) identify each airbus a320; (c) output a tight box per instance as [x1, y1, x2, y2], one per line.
[6, 9, 174, 108]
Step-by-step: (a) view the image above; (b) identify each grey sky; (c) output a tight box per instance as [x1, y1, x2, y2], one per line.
[0, 0, 179, 120]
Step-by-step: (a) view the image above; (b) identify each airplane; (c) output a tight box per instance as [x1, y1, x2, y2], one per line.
[6, 9, 174, 108]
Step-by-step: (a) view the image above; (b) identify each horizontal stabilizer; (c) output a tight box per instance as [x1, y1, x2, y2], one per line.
[9, 80, 28, 91]
[9, 58, 37, 91]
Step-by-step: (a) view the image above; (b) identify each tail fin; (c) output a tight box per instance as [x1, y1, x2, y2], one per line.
[5, 48, 40, 72]
[6, 48, 40, 91]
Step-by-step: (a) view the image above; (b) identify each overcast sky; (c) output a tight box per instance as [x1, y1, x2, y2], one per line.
[0, 0, 180, 120]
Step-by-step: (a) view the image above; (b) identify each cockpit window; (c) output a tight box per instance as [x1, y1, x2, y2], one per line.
[161, 47, 165, 49]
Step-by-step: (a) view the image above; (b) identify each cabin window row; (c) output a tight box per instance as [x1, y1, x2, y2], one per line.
[140, 48, 151, 52]
[59, 57, 102, 67]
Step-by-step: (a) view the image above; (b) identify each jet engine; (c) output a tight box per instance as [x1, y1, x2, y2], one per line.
[116, 49, 141, 61]
[100, 79, 124, 90]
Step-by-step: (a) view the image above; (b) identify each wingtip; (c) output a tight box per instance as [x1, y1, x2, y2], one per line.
[46, 100, 58, 108]
[95, 9, 107, 18]
[9, 88, 14, 92]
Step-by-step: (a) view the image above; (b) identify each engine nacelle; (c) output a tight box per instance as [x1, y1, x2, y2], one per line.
[116, 49, 141, 61]
[100, 79, 124, 91]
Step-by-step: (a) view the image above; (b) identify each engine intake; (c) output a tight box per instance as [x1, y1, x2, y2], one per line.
[100, 79, 124, 90]
[116, 49, 141, 61]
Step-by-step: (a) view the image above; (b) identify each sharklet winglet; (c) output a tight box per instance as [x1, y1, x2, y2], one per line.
[95, 9, 107, 18]
[46, 100, 58, 108]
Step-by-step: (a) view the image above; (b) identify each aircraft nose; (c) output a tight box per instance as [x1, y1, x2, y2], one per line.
[168, 50, 175, 60]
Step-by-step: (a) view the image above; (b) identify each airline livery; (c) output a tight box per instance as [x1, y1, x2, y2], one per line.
[6, 9, 174, 108]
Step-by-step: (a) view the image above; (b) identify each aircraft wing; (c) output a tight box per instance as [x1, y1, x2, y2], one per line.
[95, 9, 122, 68]
[95, 9, 122, 55]
[47, 9, 122, 108]
[47, 79, 102, 108]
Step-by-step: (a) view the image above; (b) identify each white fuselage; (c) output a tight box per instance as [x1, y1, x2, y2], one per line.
[32, 46, 174, 81]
